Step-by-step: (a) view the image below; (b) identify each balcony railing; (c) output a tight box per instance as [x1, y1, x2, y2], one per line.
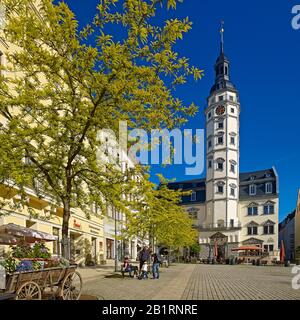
[197, 222, 242, 231]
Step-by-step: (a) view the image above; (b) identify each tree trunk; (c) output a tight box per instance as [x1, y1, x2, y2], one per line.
[62, 199, 71, 259]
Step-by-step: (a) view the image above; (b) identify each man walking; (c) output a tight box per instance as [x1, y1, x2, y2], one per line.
[138, 246, 150, 274]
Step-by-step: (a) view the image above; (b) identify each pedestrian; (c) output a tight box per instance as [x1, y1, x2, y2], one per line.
[138, 261, 148, 280]
[138, 246, 150, 275]
[152, 253, 160, 279]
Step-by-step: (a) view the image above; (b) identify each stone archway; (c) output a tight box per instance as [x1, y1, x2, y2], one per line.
[210, 232, 228, 261]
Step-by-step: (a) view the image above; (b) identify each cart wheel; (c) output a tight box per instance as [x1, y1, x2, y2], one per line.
[16, 281, 42, 300]
[60, 271, 82, 300]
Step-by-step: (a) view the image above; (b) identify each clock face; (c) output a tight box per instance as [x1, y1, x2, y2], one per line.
[216, 105, 225, 115]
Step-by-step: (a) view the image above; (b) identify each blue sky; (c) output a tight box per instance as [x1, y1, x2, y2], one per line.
[64, 0, 300, 221]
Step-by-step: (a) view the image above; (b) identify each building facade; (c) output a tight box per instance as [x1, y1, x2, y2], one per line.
[0, 1, 140, 265]
[168, 28, 279, 260]
[295, 190, 300, 263]
[279, 211, 296, 262]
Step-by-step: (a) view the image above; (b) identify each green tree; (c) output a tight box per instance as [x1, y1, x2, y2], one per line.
[0, 0, 202, 257]
[124, 173, 198, 249]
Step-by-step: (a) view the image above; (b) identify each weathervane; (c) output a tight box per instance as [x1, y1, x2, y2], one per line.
[220, 20, 225, 54]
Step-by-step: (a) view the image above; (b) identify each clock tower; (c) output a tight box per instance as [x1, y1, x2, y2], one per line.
[205, 23, 241, 243]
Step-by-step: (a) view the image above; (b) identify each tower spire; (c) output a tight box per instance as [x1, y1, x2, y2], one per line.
[220, 20, 225, 54]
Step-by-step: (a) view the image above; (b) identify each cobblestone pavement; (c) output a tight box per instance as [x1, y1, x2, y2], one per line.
[81, 264, 300, 300]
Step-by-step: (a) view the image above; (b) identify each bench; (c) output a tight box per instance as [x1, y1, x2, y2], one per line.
[121, 265, 139, 278]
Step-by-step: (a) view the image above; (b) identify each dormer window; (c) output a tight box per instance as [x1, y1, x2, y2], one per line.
[249, 184, 257, 196]
[265, 182, 273, 194]
[265, 173, 271, 178]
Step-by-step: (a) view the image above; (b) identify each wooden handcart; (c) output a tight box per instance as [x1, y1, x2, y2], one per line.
[2, 265, 82, 300]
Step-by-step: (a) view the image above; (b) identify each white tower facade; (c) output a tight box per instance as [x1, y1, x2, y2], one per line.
[205, 26, 241, 243]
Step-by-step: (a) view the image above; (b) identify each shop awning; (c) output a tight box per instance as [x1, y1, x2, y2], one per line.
[0, 233, 18, 245]
[231, 246, 263, 251]
[0, 223, 58, 243]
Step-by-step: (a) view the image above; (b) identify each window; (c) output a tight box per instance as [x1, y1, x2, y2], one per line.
[191, 191, 196, 202]
[208, 160, 212, 169]
[225, 66, 228, 75]
[264, 204, 275, 215]
[265, 182, 273, 194]
[229, 96, 234, 102]
[218, 121, 224, 129]
[249, 184, 256, 196]
[230, 164, 235, 173]
[216, 158, 225, 171]
[264, 245, 274, 253]
[217, 185, 224, 194]
[230, 136, 235, 145]
[208, 112, 212, 119]
[263, 225, 274, 235]
[208, 140, 212, 149]
[248, 206, 258, 216]
[217, 136, 224, 145]
[231, 107, 234, 113]
[247, 226, 258, 235]
[219, 95, 224, 101]
[230, 188, 235, 197]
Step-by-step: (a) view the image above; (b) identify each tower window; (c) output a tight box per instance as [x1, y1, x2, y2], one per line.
[218, 121, 224, 129]
[230, 188, 235, 197]
[219, 95, 224, 102]
[249, 184, 257, 196]
[229, 96, 234, 102]
[208, 140, 212, 149]
[217, 185, 224, 194]
[217, 136, 224, 145]
[208, 160, 212, 169]
[231, 107, 235, 113]
[208, 112, 212, 119]
[191, 191, 196, 202]
[216, 158, 225, 171]
[225, 66, 228, 75]
[217, 162, 224, 171]
[230, 163, 235, 173]
[230, 136, 235, 145]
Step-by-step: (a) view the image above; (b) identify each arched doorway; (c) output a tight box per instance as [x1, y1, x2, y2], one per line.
[210, 232, 228, 262]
